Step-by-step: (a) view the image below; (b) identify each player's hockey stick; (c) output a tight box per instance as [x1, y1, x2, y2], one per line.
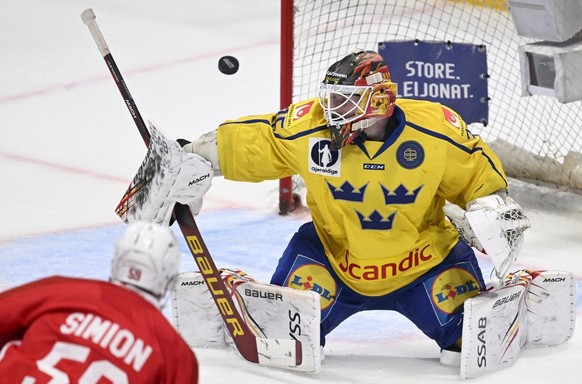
[80, 8, 302, 368]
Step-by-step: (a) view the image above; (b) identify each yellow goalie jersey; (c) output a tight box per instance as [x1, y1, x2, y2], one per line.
[216, 98, 507, 296]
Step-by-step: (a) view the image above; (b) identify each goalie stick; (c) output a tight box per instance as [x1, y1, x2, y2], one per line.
[80, 8, 302, 368]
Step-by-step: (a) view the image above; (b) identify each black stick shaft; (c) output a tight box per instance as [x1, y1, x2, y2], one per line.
[80, 8, 262, 363]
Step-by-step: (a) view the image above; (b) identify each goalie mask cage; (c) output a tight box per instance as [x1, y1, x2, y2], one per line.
[278, 0, 582, 214]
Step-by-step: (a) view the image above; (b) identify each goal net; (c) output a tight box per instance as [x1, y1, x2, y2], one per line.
[279, 0, 582, 213]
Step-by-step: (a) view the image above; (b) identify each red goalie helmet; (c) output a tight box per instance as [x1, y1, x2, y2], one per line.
[318, 49, 398, 149]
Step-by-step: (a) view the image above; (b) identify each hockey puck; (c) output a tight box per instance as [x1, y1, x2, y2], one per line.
[218, 55, 239, 75]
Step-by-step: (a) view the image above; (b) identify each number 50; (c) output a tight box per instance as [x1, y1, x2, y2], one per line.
[23, 341, 128, 384]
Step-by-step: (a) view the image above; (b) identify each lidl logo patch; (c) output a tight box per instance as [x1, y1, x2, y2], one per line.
[285, 255, 338, 316]
[424, 263, 482, 325]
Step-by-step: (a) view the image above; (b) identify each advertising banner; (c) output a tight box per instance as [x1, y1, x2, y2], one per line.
[379, 41, 488, 125]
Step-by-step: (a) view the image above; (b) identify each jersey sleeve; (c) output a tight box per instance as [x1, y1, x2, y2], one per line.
[216, 99, 325, 182]
[436, 105, 508, 208]
[0, 277, 57, 347]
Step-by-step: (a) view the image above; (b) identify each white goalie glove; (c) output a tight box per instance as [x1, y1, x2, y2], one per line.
[444, 193, 531, 279]
[116, 122, 214, 225]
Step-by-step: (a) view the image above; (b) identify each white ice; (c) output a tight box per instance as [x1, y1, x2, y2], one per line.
[1, 1, 581, 382]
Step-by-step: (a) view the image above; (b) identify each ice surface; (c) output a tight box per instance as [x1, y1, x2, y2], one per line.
[1, 1, 580, 382]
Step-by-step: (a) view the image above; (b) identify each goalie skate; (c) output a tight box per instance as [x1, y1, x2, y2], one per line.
[172, 270, 321, 372]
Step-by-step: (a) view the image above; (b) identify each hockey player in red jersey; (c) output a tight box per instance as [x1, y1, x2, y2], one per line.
[0, 221, 198, 384]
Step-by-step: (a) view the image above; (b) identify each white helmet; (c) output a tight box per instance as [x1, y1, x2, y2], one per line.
[111, 221, 181, 303]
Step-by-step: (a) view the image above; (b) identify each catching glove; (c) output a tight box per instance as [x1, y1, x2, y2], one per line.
[116, 122, 213, 225]
[445, 194, 530, 279]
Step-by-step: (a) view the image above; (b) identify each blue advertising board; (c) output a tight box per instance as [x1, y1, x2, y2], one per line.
[379, 41, 488, 125]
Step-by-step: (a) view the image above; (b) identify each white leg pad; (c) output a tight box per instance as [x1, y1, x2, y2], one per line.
[171, 271, 321, 372]
[171, 271, 226, 348]
[460, 283, 528, 379]
[524, 270, 576, 347]
[459, 269, 576, 379]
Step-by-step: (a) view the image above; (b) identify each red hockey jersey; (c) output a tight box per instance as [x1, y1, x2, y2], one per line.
[0, 276, 197, 383]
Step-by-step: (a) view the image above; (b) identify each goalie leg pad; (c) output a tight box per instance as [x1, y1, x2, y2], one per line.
[171, 270, 321, 372]
[171, 271, 226, 348]
[460, 282, 528, 379]
[521, 270, 576, 347]
[460, 269, 576, 378]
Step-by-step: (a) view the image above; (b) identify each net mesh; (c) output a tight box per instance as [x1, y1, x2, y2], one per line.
[290, 0, 582, 189]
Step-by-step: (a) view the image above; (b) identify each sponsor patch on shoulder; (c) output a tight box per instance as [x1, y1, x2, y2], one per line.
[290, 101, 315, 122]
[442, 106, 467, 137]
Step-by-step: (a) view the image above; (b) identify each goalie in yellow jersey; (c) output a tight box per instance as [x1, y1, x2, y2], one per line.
[132, 50, 573, 373]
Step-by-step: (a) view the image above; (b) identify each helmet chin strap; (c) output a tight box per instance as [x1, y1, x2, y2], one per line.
[351, 117, 381, 131]
[330, 117, 383, 150]
[355, 116, 395, 142]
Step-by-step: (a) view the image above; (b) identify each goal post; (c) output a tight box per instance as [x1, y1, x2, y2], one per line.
[279, 0, 294, 215]
[278, 0, 582, 214]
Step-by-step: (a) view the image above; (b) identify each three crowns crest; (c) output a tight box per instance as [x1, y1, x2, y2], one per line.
[326, 181, 423, 205]
[326, 180, 424, 230]
[382, 184, 423, 205]
[356, 210, 397, 230]
[325, 180, 367, 202]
